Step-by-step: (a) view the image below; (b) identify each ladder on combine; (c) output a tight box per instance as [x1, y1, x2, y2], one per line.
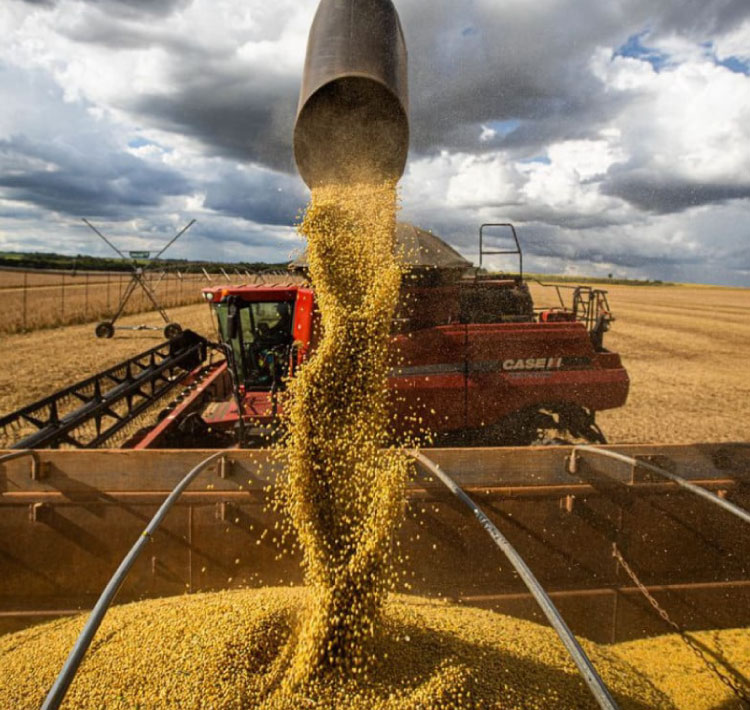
[0, 335, 207, 449]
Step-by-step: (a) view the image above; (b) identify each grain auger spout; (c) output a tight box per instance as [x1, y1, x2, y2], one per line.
[293, 0, 409, 187]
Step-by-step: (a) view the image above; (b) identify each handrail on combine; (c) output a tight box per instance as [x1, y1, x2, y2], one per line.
[41, 451, 225, 710]
[570, 445, 750, 526]
[408, 450, 621, 710]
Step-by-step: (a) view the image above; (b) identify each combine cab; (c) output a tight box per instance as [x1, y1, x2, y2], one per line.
[136, 223, 628, 449]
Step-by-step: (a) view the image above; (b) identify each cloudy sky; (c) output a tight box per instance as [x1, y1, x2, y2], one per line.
[1, 0, 749, 285]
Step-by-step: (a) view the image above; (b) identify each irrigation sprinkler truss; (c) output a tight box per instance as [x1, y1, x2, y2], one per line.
[82, 218, 197, 340]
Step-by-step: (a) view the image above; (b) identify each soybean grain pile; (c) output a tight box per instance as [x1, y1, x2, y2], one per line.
[1, 587, 682, 709]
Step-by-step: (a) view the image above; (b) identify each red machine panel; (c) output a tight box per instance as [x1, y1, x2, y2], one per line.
[465, 322, 628, 430]
[292, 288, 315, 352]
[391, 326, 467, 434]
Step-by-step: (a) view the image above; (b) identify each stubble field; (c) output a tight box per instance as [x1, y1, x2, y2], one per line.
[0, 268, 294, 334]
[530, 282, 750, 443]
[0, 282, 748, 445]
[0, 303, 216, 416]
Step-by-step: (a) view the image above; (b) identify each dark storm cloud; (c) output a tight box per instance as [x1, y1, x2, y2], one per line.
[48, 0, 644, 167]
[131, 74, 300, 173]
[60, 8, 212, 53]
[603, 173, 750, 213]
[397, 0, 648, 156]
[648, 0, 750, 37]
[47, 1, 305, 172]
[19, 0, 189, 17]
[46, 0, 750, 187]
[727, 244, 750, 271]
[400, 0, 750, 157]
[425, 214, 704, 272]
[0, 134, 191, 217]
[192, 220, 295, 250]
[0, 202, 45, 220]
[0, 64, 196, 220]
[203, 167, 307, 226]
[5, 0, 750, 283]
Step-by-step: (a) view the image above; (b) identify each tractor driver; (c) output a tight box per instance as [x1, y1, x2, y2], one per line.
[252, 302, 293, 387]
[260, 302, 293, 347]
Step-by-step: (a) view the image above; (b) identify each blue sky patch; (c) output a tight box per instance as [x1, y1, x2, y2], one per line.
[716, 56, 750, 75]
[701, 40, 749, 75]
[487, 119, 522, 137]
[615, 30, 670, 71]
[519, 155, 551, 165]
[128, 136, 154, 149]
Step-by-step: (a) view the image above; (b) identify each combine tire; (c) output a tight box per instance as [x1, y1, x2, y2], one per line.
[95, 321, 115, 339]
[164, 323, 183, 340]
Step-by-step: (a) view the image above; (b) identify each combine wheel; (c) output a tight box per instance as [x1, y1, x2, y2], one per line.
[95, 321, 115, 339]
[537, 405, 607, 445]
[164, 323, 183, 340]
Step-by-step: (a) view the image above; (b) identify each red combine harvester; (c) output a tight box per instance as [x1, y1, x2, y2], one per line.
[134, 222, 628, 449]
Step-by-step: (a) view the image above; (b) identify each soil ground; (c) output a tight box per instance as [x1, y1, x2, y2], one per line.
[1, 283, 748, 444]
[533, 282, 750, 444]
[0, 303, 215, 415]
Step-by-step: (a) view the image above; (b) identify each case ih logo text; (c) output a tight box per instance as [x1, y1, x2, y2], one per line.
[502, 357, 563, 371]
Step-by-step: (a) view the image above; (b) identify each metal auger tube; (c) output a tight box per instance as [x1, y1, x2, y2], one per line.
[408, 449, 621, 710]
[294, 0, 409, 188]
[572, 445, 750, 526]
[40, 450, 225, 710]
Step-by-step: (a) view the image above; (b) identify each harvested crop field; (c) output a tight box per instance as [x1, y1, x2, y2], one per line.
[0, 268, 299, 334]
[0, 269, 208, 334]
[533, 282, 749, 444]
[0, 303, 215, 416]
[0, 282, 748, 445]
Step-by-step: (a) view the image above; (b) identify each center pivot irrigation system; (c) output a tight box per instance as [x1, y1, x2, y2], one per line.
[82, 218, 197, 340]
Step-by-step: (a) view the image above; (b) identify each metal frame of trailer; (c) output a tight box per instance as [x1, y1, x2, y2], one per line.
[1, 443, 748, 643]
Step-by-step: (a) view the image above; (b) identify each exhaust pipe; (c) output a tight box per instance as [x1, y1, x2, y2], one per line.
[294, 0, 409, 188]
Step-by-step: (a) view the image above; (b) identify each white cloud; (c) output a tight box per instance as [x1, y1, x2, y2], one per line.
[714, 20, 750, 63]
[516, 136, 627, 218]
[590, 41, 750, 195]
[479, 124, 496, 142]
[1, 0, 750, 284]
